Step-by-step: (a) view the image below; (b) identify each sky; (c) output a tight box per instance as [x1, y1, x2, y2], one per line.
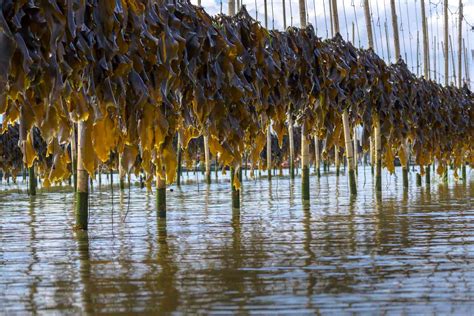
[191, 0, 474, 88]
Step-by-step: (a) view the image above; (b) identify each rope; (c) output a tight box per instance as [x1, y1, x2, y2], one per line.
[405, 0, 414, 70]
[375, 0, 385, 59]
[255, 0, 257, 20]
[322, 0, 329, 38]
[369, 0, 379, 52]
[342, 0, 350, 40]
[312, 0, 318, 35]
[271, 0, 274, 29]
[289, 0, 293, 26]
[415, 0, 421, 74]
[305, 0, 309, 29]
[435, 3, 441, 82]
[351, 0, 361, 47]
[383, 0, 390, 62]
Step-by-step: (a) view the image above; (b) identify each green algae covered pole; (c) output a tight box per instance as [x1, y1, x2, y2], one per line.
[156, 168, 166, 218]
[288, 114, 295, 179]
[231, 166, 240, 209]
[76, 120, 89, 230]
[29, 166, 36, 195]
[301, 127, 310, 201]
[71, 125, 77, 192]
[204, 134, 211, 184]
[342, 111, 357, 195]
[119, 154, 125, 191]
[314, 135, 320, 178]
[267, 124, 272, 181]
[176, 131, 182, 186]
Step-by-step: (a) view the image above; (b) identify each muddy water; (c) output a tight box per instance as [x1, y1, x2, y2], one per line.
[1, 167, 473, 314]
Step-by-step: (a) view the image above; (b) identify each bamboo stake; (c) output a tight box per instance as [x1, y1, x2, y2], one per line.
[442, 0, 450, 181]
[390, 0, 409, 189]
[299, 0, 310, 201]
[456, 1, 467, 181]
[267, 124, 272, 180]
[301, 129, 310, 200]
[314, 135, 320, 178]
[331, 0, 356, 194]
[71, 124, 77, 191]
[156, 167, 166, 218]
[449, 35, 456, 83]
[119, 154, 125, 190]
[204, 134, 211, 184]
[227, 0, 240, 207]
[364, 0, 381, 191]
[353, 126, 358, 172]
[364, 0, 375, 177]
[228, 0, 235, 16]
[231, 166, 240, 208]
[288, 114, 295, 179]
[76, 120, 89, 230]
[19, 112, 36, 195]
[176, 131, 182, 186]
[421, 0, 432, 185]
[457, 0, 463, 88]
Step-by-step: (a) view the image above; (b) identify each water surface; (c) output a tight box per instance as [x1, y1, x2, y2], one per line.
[1, 167, 473, 314]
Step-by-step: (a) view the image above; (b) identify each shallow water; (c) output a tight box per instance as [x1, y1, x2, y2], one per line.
[1, 166, 473, 314]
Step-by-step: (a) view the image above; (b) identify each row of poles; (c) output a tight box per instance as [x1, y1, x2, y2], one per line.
[14, 0, 469, 231]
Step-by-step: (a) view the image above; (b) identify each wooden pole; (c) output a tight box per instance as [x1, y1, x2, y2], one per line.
[299, 0, 310, 201]
[335, 146, 340, 176]
[457, 0, 466, 180]
[328, 0, 334, 36]
[231, 166, 240, 208]
[449, 35, 457, 83]
[288, 114, 295, 179]
[204, 134, 211, 184]
[71, 124, 77, 191]
[19, 113, 36, 196]
[267, 124, 272, 180]
[331, 0, 357, 194]
[390, 0, 409, 189]
[457, 0, 463, 88]
[364, 0, 381, 192]
[156, 167, 166, 218]
[76, 120, 89, 230]
[363, 0, 378, 187]
[227, 0, 240, 208]
[421, 0, 431, 185]
[264, 0, 268, 28]
[176, 131, 182, 186]
[228, 0, 235, 16]
[119, 154, 125, 190]
[282, 0, 287, 29]
[314, 135, 320, 178]
[353, 127, 358, 172]
[364, 0, 375, 48]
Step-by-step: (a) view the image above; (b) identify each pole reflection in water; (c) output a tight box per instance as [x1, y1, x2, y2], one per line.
[0, 167, 473, 314]
[156, 218, 179, 313]
[76, 230, 93, 314]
